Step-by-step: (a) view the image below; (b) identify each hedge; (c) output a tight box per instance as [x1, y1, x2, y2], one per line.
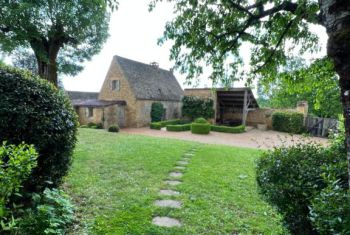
[166, 124, 191, 132]
[211, 125, 245, 133]
[0, 64, 78, 193]
[272, 111, 304, 134]
[191, 123, 210, 134]
[150, 119, 181, 130]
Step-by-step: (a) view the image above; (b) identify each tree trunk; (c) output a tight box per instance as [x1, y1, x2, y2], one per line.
[320, 0, 350, 187]
[31, 40, 61, 87]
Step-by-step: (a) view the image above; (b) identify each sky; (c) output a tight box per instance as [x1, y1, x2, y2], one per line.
[62, 0, 329, 92]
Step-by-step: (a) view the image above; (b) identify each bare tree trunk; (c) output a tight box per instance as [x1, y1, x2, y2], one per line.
[320, 0, 350, 187]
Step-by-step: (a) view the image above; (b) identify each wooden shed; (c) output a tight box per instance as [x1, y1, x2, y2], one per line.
[184, 88, 259, 126]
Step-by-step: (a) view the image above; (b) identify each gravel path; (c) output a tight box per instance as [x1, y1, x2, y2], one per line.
[122, 127, 329, 149]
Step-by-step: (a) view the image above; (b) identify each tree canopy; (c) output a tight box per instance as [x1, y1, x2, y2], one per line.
[258, 58, 341, 118]
[150, 0, 321, 84]
[0, 0, 118, 85]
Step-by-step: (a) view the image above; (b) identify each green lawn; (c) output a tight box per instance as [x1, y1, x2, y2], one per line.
[65, 129, 287, 234]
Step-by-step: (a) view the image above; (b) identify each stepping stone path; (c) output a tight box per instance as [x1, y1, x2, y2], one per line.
[152, 148, 197, 228]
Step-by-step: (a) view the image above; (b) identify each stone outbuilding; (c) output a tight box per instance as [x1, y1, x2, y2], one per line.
[68, 55, 184, 128]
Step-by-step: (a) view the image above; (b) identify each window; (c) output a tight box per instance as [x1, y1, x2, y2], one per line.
[111, 80, 120, 91]
[86, 107, 93, 118]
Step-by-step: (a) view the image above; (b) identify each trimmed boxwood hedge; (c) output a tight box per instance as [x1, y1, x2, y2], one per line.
[166, 124, 191, 132]
[191, 123, 210, 134]
[211, 125, 245, 133]
[0, 64, 78, 193]
[272, 111, 304, 134]
[150, 119, 181, 130]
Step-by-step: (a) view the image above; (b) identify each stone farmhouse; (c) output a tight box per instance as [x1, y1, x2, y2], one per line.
[68, 56, 184, 128]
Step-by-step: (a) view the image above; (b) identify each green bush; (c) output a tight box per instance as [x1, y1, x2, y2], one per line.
[18, 188, 74, 235]
[150, 122, 162, 130]
[191, 123, 210, 134]
[87, 122, 96, 128]
[95, 123, 104, 129]
[108, 125, 119, 133]
[0, 142, 38, 231]
[182, 96, 214, 120]
[310, 180, 350, 235]
[149, 119, 181, 130]
[256, 143, 347, 234]
[0, 65, 78, 192]
[166, 124, 191, 132]
[194, 117, 208, 123]
[79, 125, 89, 128]
[272, 111, 304, 133]
[151, 102, 165, 122]
[211, 125, 245, 133]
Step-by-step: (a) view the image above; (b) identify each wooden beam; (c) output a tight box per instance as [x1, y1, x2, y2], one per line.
[242, 90, 248, 125]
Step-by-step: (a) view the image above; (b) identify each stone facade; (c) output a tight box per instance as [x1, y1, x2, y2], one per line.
[69, 55, 183, 128]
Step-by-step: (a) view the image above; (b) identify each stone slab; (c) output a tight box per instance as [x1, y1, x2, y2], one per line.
[154, 200, 182, 208]
[165, 180, 182, 186]
[152, 216, 181, 227]
[159, 189, 180, 196]
[169, 172, 183, 178]
[177, 161, 189, 165]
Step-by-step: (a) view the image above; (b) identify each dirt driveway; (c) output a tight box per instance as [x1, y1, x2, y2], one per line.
[122, 127, 329, 149]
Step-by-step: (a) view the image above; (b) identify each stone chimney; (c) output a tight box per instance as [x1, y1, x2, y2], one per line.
[150, 62, 159, 69]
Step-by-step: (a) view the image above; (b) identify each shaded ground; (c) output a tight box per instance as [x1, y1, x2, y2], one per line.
[122, 127, 329, 149]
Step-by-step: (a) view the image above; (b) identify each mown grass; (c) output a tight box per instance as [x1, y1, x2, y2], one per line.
[65, 128, 287, 234]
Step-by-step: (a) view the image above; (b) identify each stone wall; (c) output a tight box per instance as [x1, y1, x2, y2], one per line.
[184, 88, 215, 99]
[76, 107, 104, 126]
[103, 104, 126, 128]
[98, 58, 138, 127]
[135, 100, 182, 127]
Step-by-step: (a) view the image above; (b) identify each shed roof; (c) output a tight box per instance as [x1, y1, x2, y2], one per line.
[67, 91, 99, 100]
[115, 56, 184, 101]
[71, 99, 126, 107]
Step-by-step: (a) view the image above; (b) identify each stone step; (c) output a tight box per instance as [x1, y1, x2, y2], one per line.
[169, 172, 183, 178]
[154, 200, 182, 208]
[165, 180, 182, 186]
[159, 189, 180, 196]
[152, 216, 181, 227]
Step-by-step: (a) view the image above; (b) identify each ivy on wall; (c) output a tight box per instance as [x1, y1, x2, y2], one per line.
[182, 96, 214, 120]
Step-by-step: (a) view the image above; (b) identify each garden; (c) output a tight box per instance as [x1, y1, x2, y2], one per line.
[1, 1, 350, 235]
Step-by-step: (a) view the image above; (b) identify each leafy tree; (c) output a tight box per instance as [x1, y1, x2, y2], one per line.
[151, 0, 350, 187]
[12, 48, 38, 74]
[0, 0, 118, 86]
[259, 58, 341, 118]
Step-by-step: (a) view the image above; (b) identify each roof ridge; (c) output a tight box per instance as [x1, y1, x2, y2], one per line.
[114, 55, 172, 74]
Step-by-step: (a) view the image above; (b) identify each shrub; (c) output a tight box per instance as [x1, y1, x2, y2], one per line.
[191, 123, 210, 134]
[87, 122, 96, 128]
[149, 119, 181, 130]
[18, 188, 74, 235]
[182, 96, 214, 120]
[0, 65, 78, 193]
[256, 143, 347, 234]
[108, 125, 119, 133]
[166, 124, 191, 132]
[95, 123, 104, 129]
[194, 117, 208, 123]
[80, 125, 89, 128]
[150, 122, 162, 130]
[211, 125, 245, 133]
[151, 102, 165, 122]
[0, 142, 38, 231]
[272, 111, 304, 134]
[310, 180, 350, 235]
